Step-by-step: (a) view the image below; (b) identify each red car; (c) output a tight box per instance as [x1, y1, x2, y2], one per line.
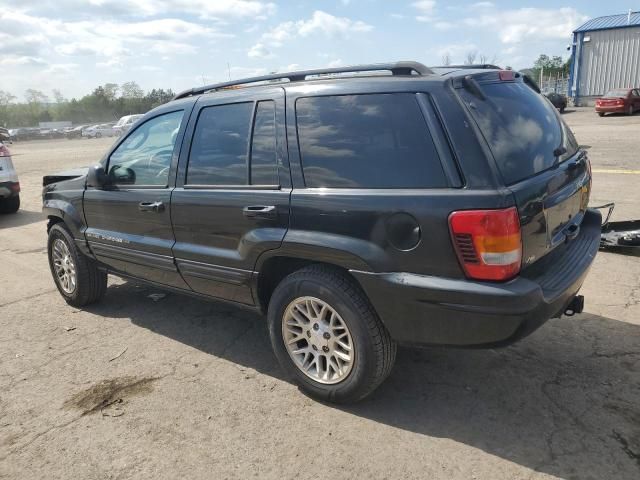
[595, 88, 640, 116]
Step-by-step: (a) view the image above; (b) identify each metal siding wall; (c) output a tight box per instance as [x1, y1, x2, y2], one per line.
[578, 26, 640, 98]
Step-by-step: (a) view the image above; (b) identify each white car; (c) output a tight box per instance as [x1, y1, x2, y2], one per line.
[113, 114, 144, 136]
[82, 124, 117, 139]
[0, 143, 20, 213]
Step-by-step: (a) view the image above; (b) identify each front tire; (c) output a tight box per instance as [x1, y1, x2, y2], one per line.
[267, 265, 396, 403]
[48, 223, 107, 307]
[598, 112, 605, 117]
[0, 195, 20, 214]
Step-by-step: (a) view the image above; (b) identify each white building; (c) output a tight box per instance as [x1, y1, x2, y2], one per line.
[569, 11, 640, 105]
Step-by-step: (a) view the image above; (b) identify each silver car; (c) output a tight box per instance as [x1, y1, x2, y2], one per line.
[0, 143, 20, 213]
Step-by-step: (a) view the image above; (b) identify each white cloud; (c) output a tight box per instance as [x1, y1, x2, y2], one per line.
[327, 59, 344, 68]
[248, 43, 273, 58]
[2, 0, 276, 20]
[412, 0, 436, 22]
[471, 1, 494, 8]
[252, 10, 372, 57]
[0, 56, 47, 66]
[463, 7, 587, 44]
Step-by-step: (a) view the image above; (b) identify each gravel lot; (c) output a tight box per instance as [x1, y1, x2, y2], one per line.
[1, 108, 639, 479]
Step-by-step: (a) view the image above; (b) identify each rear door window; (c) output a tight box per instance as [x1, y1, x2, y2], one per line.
[295, 94, 447, 189]
[187, 102, 252, 185]
[458, 80, 579, 185]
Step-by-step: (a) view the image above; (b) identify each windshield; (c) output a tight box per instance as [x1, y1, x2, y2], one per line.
[604, 89, 629, 98]
[458, 80, 579, 185]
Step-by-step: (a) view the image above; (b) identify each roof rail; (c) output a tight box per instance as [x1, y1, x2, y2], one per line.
[172, 61, 433, 100]
[432, 64, 502, 70]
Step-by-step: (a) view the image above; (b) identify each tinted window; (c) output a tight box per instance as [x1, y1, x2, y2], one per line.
[604, 89, 630, 98]
[250, 101, 278, 185]
[108, 110, 183, 186]
[187, 103, 252, 185]
[296, 94, 447, 189]
[458, 81, 579, 185]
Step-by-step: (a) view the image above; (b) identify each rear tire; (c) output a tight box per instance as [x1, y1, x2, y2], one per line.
[627, 105, 634, 116]
[0, 195, 20, 214]
[95, 132, 102, 138]
[267, 265, 396, 404]
[48, 223, 107, 307]
[598, 112, 605, 117]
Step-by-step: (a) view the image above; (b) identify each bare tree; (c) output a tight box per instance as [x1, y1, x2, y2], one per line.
[464, 50, 478, 65]
[121, 81, 144, 99]
[441, 52, 451, 66]
[52, 89, 66, 104]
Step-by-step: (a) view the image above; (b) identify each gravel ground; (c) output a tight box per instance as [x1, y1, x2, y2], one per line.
[1, 108, 639, 480]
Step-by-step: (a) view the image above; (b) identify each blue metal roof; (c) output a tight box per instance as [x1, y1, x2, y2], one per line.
[574, 11, 640, 32]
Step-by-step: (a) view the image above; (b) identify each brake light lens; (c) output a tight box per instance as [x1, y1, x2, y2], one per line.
[449, 207, 522, 281]
[0, 145, 10, 157]
[498, 70, 515, 81]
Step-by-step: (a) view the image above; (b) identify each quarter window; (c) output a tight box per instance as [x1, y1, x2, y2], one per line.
[108, 110, 183, 186]
[250, 101, 278, 185]
[295, 94, 447, 189]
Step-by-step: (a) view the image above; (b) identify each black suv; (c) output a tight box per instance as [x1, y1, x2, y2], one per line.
[43, 62, 600, 403]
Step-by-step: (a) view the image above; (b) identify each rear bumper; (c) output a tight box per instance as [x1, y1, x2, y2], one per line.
[353, 209, 601, 348]
[595, 105, 625, 113]
[0, 181, 20, 198]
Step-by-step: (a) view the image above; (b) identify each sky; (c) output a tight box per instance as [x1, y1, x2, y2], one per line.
[1, 0, 639, 100]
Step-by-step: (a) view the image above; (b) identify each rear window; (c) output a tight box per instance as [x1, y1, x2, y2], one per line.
[604, 89, 630, 98]
[458, 80, 579, 185]
[296, 94, 447, 189]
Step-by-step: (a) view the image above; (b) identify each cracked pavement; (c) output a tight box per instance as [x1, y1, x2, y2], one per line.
[1, 108, 639, 479]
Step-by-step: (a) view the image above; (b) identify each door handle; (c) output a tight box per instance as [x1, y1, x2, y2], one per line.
[243, 205, 277, 219]
[138, 201, 165, 213]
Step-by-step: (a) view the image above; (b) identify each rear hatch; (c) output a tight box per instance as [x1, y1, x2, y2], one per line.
[455, 71, 591, 269]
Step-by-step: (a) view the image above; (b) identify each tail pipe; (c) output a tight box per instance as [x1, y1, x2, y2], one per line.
[564, 295, 584, 317]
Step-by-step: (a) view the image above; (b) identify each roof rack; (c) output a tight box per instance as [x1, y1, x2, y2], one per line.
[172, 61, 433, 100]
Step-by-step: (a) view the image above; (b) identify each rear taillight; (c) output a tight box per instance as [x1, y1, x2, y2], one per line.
[0, 145, 10, 157]
[498, 70, 515, 81]
[449, 207, 522, 281]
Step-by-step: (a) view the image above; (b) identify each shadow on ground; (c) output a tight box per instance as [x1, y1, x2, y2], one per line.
[0, 210, 44, 229]
[89, 280, 640, 479]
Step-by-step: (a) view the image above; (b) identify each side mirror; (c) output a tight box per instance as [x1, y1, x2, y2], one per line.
[87, 165, 107, 188]
[108, 165, 136, 185]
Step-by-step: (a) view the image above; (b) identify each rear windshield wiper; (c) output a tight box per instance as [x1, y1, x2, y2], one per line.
[462, 75, 487, 101]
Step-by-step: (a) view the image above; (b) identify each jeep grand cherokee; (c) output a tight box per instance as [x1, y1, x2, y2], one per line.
[42, 62, 600, 403]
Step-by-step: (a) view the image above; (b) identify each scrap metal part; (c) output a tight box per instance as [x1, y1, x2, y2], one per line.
[593, 203, 640, 249]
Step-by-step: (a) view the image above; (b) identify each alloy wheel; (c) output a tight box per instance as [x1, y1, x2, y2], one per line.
[52, 238, 77, 294]
[282, 296, 354, 384]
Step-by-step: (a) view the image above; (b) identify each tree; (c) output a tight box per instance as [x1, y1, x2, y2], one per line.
[464, 50, 478, 65]
[103, 83, 119, 102]
[441, 52, 451, 66]
[52, 89, 66, 104]
[24, 89, 49, 125]
[121, 81, 144, 99]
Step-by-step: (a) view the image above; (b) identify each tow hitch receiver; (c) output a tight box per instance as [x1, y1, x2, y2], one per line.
[564, 295, 584, 316]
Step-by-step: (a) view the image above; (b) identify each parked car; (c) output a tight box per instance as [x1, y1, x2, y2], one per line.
[113, 114, 144, 136]
[42, 62, 599, 403]
[9, 128, 39, 141]
[595, 88, 640, 116]
[0, 143, 20, 213]
[0, 128, 11, 143]
[82, 123, 117, 138]
[65, 125, 89, 139]
[545, 92, 567, 113]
